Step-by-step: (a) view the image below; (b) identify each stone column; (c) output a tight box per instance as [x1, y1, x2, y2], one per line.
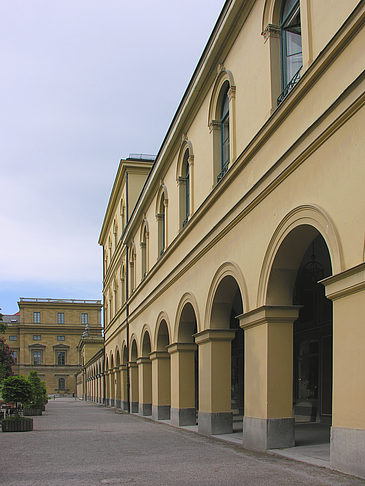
[150, 351, 170, 420]
[104, 371, 110, 406]
[115, 367, 121, 409]
[168, 343, 197, 426]
[195, 329, 235, 434]
[120, 364, 128, 411]
[323, 263, 365, 479]
[129, 361, 139, 413]
[137, 357, 152, 416]
[239, 305, 300, 450]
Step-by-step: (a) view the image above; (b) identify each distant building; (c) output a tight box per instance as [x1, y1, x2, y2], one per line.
[1, 297, 102, 395]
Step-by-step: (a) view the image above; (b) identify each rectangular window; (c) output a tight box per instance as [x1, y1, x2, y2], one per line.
[33, 335, 41, 341]
[57, 351, 66, 366]
[33, 312, 40, 323]
[9, 335, 17, 341]
[12, 351, 17, 363]
[33, 351, 41, 365]
[81, 313, 88, 324]
[57, 336, 65, 341]
[57, 312, 64, 324]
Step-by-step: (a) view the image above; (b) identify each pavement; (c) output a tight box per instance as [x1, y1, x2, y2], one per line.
[0, 398, 364, 486]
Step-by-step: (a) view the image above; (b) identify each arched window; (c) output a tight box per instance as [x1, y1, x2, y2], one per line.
[113, 220, 118, 251]
[218, 86, 230, 181]
[129, 244, 136, 292]
[183, 151, 190, 226]
[278, 0, 302, 104]
[208, 69, 236, 185]
[156, 186, 168, 257]
[140, 221, 149, 278]
[121, 265, 126, 305]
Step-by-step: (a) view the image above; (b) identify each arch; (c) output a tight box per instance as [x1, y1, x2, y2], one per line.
[109, 352, 114, 370]
[122, 342, 128, 365]
[208, 67, 236, 125]
[154, 311, 172, 351]
[173, 293, 201, 342]
[129, 241, 136, 293]
[140, 325, 153, 357]
[176, 140, 194, 230]
[140, 217, 149, 278]
[257, 205, 343, 307]
[155, 183, 169, 216]
[204, 262, 248, 331]
[105, 356, 109, 371]
[262, 0, 282, 33]
[115, 347, 120, 367]
[130, 335, 139, 361]
[208, 67, 236, 184]
[155, 183, 168, 256]
[176, 139, 194, 181]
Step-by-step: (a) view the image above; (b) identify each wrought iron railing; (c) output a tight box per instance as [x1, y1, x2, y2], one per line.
[277, 66, 302, 106]
[217, 163, 229, 182]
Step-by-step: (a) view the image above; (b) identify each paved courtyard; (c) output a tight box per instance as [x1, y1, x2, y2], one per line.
[0, 398, 363, 486]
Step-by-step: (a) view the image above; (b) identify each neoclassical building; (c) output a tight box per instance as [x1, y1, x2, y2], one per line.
[2, 297, 102, 395]
[97, 0, 364, 479]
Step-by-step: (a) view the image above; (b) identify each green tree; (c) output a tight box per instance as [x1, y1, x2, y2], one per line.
[1, 376, 32, 414]
[27, 371, 46, 408]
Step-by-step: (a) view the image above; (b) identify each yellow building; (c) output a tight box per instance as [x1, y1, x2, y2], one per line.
[76, 334, 104, 402]
[98, 0, 364, 479]
[2, 297, 102, 396]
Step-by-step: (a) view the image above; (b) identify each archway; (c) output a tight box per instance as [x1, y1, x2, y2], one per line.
[267, 226, 333, 447]
[152, 319, 171, 420]
[130, 339, 139, 413]
[139, 330, 152, 416]
[198, 273, 243, 435]
[171, 301, 198, 426]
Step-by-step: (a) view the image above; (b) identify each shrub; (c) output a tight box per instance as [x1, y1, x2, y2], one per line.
[27, 371, 46, 408]
[1, 376, 32, 413]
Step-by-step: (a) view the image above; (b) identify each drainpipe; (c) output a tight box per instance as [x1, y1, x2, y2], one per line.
[125, 172, 130, 413]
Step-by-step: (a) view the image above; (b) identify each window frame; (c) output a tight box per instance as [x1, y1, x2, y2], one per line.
[81, 313, 88, 324]
[33, 312, 41, 324]
[57, 312, 65, 324]
[57, 351, 66, 366]
[33, 351, 42, 365]
[33, 335, 41, 341]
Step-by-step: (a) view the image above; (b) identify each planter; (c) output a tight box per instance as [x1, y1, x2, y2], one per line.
[23, 408, 42, 416]
[2, 417, 33, 432]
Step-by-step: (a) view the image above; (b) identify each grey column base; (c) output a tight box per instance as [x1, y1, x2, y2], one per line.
[198, 411, 232, 435]
[331, 427, 365, 479]
[171, 407, 196, 426]
[115, 400, 121, 409]
[131, 401, 139, 413]
[243, 416, 294, 450]
[139, 403, 152, 416]
[105, 399, 109, 407]
[152, 405, 170, 420]
[122, 401, 128, 411]
[110, 399, 115, 407]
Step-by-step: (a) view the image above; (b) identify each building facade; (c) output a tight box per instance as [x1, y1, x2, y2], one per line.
[98, 0, 364, 479]
[2, 298, 102, 395]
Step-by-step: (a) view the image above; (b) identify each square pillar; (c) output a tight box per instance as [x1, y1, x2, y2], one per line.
[323, 263, 365, 479]
[128, 362, 139, 413]
[119, 365, 128, 411]
[239, 306, 300, 450]
[137, 357, 152, 416]
[168, 343, 197, 426]
[150, 351, 170, 420]
[195, 329, 235, 435]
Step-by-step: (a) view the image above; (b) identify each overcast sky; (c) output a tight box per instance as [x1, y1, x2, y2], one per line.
[0, 1, 225, 315]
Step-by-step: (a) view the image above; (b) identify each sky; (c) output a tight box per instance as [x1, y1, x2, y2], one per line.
[0, 1, 225, 315]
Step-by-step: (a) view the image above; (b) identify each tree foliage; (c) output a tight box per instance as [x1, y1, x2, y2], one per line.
[1, 376, 32, 410]
[27, 371, 47, 408]
[0, 336, 15, 382]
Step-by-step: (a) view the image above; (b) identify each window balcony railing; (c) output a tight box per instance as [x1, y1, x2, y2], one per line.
[217, 163, 229, 183]
[277, 65, 302, 106]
